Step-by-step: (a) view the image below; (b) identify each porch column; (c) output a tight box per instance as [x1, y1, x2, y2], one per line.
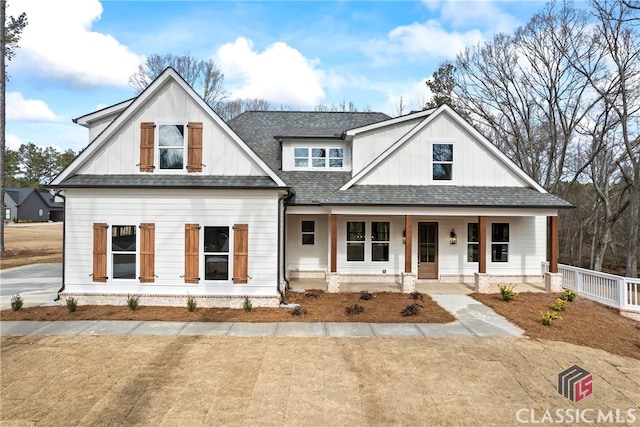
[545, 215, 562, 292]
[327, 214, 340, 293]
[475, 215, 489, 293]
[404, 215, 412, 273]
[401, 215, 416, 293]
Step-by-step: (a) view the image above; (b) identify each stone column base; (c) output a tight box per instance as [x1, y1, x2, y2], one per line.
[474, 272, 490, 293]
[401, 272, 416, 294]
[544, 272, 563, 292]
[326, 272, 340, 293]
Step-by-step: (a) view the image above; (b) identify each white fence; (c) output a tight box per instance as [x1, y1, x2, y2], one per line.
[542, 262, 640, 315]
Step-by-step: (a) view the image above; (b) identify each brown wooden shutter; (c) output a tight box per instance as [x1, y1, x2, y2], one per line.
[139, 223, 155, 283]
[186, 122, 203, 172]
[233, 224, 248, 284]
[185, 224, 200, 284]
[92, 223, 108, 282]
[140, 122, 155, 172]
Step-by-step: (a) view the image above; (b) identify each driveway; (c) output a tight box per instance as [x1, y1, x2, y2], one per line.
[1, 335, 638, 426]
[0, 263, 61, 310]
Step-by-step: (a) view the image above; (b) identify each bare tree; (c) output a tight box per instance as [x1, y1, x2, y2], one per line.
[129, 53, 228, 111]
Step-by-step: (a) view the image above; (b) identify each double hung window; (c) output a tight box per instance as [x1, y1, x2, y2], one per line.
[346, 221, 390, 262]
[159, 124, 185, 169]
[433, 144, 453, 180]
[204, 226, 230, 281]
[112, 225, 136, 279]
[301, 221, 315, 245]
[491, 223, 509, 262]
[467, 223, 479, 262]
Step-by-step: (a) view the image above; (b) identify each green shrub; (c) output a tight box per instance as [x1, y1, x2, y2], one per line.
[562, 289, 577, 302]
[65, 297, 78, 312]
[10, 294, 23, 311]
[126, 294, 139, 311]
[186, 294, 197, 312]
[551, 298, 567, 311]
[345, 304, 365, 315]
[498, 284, 518, 301]
[540, 311, 561, 326]
[401, 303, 422, 316]
[243, 297, 252, 312]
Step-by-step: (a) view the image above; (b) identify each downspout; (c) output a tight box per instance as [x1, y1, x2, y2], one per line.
[277, 190, 294, 304]
[53, 191, 65, 301]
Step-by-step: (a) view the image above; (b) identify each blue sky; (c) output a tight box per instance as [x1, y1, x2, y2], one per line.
[7, 0, 546, 153]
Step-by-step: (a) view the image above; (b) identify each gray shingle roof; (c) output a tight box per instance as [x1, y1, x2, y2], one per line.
[53, 175, 281, 189]
[4, 188, 40, 205]
[227, 111, 391, 172]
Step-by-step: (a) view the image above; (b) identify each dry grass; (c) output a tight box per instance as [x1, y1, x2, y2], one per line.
[0, 223, 62, 269]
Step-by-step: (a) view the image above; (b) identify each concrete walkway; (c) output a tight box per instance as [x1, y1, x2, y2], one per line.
[0, 294, 524, 338]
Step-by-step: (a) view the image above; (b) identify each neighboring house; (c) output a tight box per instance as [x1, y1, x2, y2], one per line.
[3, 188, 54, 222]
[50, 68, 572, 307]
[39, 192, 64, 222]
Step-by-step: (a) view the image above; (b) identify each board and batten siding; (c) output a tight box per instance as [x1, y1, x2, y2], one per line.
[351, 118, 422, 175]
[76, 81, 264, 177]
[63, 189, 280, 297]
[359, 114, 528, 187]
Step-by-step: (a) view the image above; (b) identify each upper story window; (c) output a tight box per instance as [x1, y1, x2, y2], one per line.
[433, 143, 453, 180]
[159, 124, 185, 170]
[292, 146, 345, 170]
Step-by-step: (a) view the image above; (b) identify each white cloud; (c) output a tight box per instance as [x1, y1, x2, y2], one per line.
[381, 79, 432, 117]
[387, 20, 483, 59]
[6, 134, 23, 151]
[217, 37, 327, 107]
[8, 0, 143, 87]
[439, 1, 520, 35]
[7, 92, 61, 122]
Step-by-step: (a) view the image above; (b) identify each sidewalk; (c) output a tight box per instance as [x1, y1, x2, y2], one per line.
[0, 294, 524, 338]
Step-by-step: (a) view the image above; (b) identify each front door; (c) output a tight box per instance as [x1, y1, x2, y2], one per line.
[418, 222, 438, 279]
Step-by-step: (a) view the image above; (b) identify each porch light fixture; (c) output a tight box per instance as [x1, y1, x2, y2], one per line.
[449, 229, 457, 245]
[402, 229, 406, 244]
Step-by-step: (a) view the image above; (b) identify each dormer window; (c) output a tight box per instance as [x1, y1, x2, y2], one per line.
[433, 143, 453, 180]
[293, 146, 344, 170]
[159, 124, 185, 169]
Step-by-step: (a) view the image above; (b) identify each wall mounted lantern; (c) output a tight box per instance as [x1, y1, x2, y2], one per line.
[402, 229, 406, 245]
[449, 229, 457, 245]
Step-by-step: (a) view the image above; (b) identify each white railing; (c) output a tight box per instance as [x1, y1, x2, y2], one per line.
[542, 262, 640, 314]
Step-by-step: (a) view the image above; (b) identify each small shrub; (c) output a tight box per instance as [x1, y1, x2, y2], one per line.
[551, 298, 567, 311]
[345, 304, 365, 315]
[186, 294, 197, 312]
[10, 294, 23, 311]
[562, 289, 577, 302]
[65, 297, 78, 312]
[409, 291, 423, 301]
[540, 311, 562, 326]
[126, 294, 139, 311]
[290, 306, 307, 317]
[305, 292, 319, 299]
[360, 290, 373, 301]
[401, 303, 422, 317]
[243, 297, 252, 312]
[498, 284, 518, 301]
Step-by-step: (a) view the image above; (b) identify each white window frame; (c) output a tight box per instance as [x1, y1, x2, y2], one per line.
[156, 122, 187, 172]
[4, 208, 11, 220]
[202, 224, 233, 282]
[289, 142, 347, 171]
[110, 224, 138, 281]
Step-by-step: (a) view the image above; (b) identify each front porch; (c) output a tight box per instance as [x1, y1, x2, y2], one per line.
[287, 278, 547, 295]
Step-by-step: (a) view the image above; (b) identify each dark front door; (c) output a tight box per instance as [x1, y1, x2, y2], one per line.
[418, 222, 438, 279]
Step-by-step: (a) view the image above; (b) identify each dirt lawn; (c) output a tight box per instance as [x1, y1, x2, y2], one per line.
[0, 222, 62, 269]
[1, 335, 639, 426]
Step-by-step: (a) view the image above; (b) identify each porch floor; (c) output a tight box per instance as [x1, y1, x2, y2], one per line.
[287, 279, 547, 295]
